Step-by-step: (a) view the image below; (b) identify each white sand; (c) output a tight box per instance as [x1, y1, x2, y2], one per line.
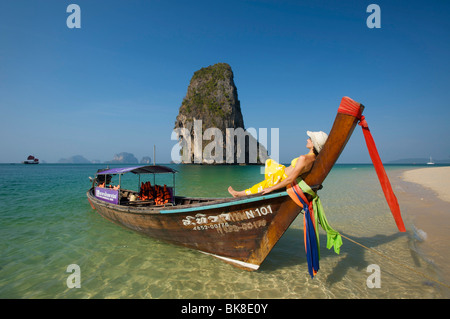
[402, 167, 450, 203]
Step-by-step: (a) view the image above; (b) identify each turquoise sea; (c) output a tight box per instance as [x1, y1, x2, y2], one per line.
[0, 163, 449, 299]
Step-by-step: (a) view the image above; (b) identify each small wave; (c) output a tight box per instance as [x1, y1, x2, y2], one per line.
[413, 225, 428, 242]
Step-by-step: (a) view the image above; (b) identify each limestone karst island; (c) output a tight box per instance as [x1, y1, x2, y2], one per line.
[174, 63, 269, 165]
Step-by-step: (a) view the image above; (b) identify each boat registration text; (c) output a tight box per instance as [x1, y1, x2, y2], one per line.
[181, 205, 273, 233]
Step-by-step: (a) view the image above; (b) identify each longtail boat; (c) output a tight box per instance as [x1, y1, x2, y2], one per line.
[87, 97, 366, 271]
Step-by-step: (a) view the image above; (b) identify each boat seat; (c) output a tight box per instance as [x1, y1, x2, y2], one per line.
[128, 200, 155, 206]
[153, 202, 174, 208]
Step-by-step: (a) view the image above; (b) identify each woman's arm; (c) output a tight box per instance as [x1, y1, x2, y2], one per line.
[261, 155, 312, 195]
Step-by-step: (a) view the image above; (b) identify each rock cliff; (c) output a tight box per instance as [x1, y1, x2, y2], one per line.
[174, 63, 268, 164]
[107, 152, 139, 164]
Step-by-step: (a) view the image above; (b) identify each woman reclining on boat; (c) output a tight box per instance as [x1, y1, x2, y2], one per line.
[228, 131, 328, 197]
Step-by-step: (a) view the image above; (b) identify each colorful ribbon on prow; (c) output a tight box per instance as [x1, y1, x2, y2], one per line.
[338, 97, 406, 232]
[287, 180, 343, 279]
[290, 183, 319, 278]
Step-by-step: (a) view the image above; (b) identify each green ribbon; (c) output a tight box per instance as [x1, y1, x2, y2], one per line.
[297, 179, 342, 255]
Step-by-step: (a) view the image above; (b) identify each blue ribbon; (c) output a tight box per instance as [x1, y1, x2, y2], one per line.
[294, 188, 320, 278]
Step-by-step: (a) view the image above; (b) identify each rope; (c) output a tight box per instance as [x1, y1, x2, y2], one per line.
[340, 233, 450, 290]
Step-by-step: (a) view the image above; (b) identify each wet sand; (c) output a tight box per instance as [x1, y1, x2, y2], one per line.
[392, 166, 450, 291]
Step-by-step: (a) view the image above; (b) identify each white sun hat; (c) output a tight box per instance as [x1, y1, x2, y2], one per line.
[307, 131, 328, 153]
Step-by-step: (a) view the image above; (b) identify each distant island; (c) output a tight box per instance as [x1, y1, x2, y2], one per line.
[105, 152, 138, 164]
[58, 155, 91, 164]
[58, 152, 151, 164]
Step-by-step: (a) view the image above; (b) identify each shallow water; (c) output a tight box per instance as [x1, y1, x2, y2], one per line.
[0, 163, 448, 298]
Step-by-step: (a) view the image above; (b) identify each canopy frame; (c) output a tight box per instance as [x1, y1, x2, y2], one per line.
[95, 165, 177, 204]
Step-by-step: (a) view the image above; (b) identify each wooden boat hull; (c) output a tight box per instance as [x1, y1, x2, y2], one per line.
[87, 97, 364, 270]
[87, 190, 300, 270]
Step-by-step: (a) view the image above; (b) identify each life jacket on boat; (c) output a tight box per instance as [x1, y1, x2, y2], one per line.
[139, 181, 152, 200]
[148, 182, 155, 200]
[163, 185, 171, 204]
[138, 182, 171, 204]
[154, 185, 163, 204]
[139, 182, 145, 199]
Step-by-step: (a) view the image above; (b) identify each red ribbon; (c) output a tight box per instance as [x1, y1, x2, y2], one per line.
[358, 115, 406, 232]
[338, 97, 405, 232]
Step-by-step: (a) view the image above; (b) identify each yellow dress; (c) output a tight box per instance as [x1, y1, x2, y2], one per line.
[245, 157, 299, 195]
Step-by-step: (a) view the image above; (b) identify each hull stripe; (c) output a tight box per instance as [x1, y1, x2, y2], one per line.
[160, 191, 288, 214]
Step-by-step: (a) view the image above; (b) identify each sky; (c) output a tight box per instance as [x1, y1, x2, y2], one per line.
[1, 0, 449, 164]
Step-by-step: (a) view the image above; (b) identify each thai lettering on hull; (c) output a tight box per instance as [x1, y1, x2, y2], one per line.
[181, 205, 273, 233]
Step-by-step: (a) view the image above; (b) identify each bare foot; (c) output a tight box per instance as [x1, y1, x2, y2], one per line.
[228, 186, 244, 197]
[228, 186, 238, 197]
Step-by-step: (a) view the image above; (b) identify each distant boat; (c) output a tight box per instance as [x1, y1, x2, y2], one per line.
[22, 155, 39, 164]
[427, 156, 435, 165]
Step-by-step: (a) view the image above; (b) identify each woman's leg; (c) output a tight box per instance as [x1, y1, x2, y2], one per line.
[228, 159, 286, 197]
[228, 178, 272, 197]
[227, 186, 247, 197]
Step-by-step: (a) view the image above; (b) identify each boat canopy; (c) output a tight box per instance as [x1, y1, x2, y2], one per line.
[96, 165, 177, 175]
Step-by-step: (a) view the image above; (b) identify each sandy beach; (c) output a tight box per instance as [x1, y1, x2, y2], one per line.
[403, 167, 450, 203]
[394, 166, 450, 292]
